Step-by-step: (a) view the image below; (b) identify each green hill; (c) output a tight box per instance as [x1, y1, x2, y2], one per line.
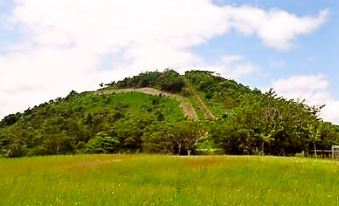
[1, 69, 338, 157]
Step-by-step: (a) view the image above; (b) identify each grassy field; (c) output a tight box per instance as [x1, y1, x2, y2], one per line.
[0, 155, 338, 206]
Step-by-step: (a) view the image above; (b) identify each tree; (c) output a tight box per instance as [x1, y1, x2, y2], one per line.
[142, 121, 205, 155]
[84, 132, 120, 154]
[172, 121, 205, 155]
[308, 123, 321, 156]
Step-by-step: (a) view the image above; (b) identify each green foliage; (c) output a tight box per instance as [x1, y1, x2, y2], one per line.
[0, 112, 22, 127]
[209, 89, 337, 155]
[184, 71, 339, 155]
[0, 92, 185, 157]
[84, 132, 120, 154]
[1, 69, 339, 157]
[107, 69, 186, 93]
[184, 70, 253, 116]
[142, 121, 205, 155]
[5, 142, 27, 157]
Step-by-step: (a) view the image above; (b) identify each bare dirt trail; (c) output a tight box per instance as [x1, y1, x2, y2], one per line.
[184, 82, 216, 121]
[96, 87, 198, 121]
[191, 91, 216, 120]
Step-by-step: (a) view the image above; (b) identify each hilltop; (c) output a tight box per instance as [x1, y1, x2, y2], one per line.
[0, 69, 338, 157]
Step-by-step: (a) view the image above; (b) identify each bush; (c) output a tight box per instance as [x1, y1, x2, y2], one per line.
[5, 143, 27, 157]
[84, 132, 120, 154]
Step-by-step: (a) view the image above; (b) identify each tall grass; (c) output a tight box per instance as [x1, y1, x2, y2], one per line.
[0, 155, 338, 205]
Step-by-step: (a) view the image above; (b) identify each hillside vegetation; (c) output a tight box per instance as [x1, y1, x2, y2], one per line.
[1, 69, 339, 157]
[97, 87, 198, 120]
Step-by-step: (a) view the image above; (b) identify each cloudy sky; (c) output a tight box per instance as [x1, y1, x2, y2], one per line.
[0, 0, 338, 123]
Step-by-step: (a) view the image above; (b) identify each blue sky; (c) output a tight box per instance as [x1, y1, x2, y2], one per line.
[197, 0, 339, 93]
[0, 1, 15, 49]
[0, 0, 338, 123]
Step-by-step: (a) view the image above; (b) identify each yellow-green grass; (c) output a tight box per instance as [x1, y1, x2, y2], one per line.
[187, 95, 205, 120]
[0, 155, 338, 206]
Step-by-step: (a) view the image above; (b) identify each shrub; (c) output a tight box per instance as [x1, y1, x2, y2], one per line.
[84, 132, 120, 154]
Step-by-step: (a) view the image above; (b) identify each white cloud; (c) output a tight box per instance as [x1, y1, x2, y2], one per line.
[11, 0, 229, 50]
[200, 55, 257, 79]
[269, 60, 285, 69]
[224, 6, 328, 50]
[0, 0, 329, 118]
[271, 75, 339, 124]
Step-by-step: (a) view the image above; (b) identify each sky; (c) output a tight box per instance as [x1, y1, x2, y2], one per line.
[0, 0, 338, 123]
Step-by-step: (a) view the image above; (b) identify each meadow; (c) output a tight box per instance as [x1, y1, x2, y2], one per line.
[0, 155, 338, 206]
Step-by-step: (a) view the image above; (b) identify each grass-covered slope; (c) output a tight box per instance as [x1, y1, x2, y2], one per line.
[106, 69, 252, 120]
[0, 155, 338, 206]
[97, 87, 198, 120]
[107, 69, 255, 119]
[184, 70, 254, 118]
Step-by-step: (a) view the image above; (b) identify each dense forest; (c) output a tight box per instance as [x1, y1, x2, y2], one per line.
[1, 69, 338, 157]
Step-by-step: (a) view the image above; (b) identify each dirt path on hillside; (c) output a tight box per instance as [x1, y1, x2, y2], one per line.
[96, 88, 198, 121]
[185, 82, 216, 121]
[191, 91, 216, 120]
